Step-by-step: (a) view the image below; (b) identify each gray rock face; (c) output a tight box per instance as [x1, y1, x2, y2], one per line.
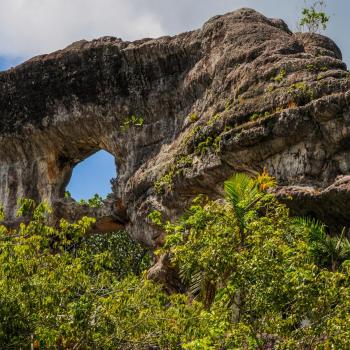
[0, 8, 349, 244]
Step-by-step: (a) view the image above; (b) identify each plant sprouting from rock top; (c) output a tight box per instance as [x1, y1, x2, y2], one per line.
[299, 1, 330, 33]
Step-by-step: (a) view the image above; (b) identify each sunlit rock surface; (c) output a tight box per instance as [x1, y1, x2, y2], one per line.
[0, 8, 349, 244]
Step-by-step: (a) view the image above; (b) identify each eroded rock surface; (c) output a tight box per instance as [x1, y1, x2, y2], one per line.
[0, 8, 349, 244]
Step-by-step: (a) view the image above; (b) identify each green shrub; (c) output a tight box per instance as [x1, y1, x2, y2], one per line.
[152, 173, 350, 348]
[2, 173, 350, 349]
[299, 1, 330, 33]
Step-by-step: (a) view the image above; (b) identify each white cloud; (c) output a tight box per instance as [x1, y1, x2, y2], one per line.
[0, 0, 165, 58]
[0, 0, 348, 66]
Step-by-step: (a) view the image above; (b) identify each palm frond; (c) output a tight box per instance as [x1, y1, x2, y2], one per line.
[224, 173, 258, 207]
[303, 224, 350, 270]
[179, 264, 205, 298]
[224, 173, 261, 218]
[340, 237, 350, 261]
[224, 172, 264, 239]
[188, 270, 204, 297]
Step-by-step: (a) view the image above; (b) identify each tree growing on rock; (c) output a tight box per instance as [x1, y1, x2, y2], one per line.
[299, 1, 330, 33]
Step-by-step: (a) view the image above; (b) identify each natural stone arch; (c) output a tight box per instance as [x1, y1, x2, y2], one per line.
[0, 8, 350, 245]
[0, 25, 201, 243]
[0, 114, 127, 232]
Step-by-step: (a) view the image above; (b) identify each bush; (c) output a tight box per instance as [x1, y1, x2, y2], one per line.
[2, 173, 350, 349]
[0, 201, 152, 348]
[153, 174, 350, 348]
[299, 1, 330, 33]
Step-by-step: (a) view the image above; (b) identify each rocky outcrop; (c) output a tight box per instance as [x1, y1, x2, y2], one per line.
[0, 8, 349, 244]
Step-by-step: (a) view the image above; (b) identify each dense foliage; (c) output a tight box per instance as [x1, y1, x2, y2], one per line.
[0, 200, 151, 349]
[1, 174, 350, 349]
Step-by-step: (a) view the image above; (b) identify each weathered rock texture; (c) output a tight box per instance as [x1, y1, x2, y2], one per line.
[0, 8, 350, 244]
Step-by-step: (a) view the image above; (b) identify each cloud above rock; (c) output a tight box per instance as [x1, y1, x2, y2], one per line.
[0, 0, 165, 57]
[0, 0, 348, 66]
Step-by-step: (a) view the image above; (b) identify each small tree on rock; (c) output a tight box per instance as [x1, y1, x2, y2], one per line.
[299, 1, 330, 33]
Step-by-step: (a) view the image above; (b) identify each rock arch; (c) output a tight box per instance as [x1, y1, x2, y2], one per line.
[0, 8, 350, 244]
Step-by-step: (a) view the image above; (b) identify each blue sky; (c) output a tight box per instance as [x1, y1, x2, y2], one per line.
[66, 151, 116, 200]
[0, 0, 349, 199]
[0, 57, 22, 71]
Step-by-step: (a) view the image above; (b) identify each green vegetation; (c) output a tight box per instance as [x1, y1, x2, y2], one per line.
[250, 113, 260, 121]
[188, 113, 200, 123]
[315, 66, 328, 80]
[225, 99, 234, 111]
[152, 173, 350, 348]
[183, 125, 201, 147]
[213, 135, 222, 153]
[289, 81, 308, 91]
[77, 193, 104, 208]
[267, 85, 276, 93]
[2, 173, 350, 348]
[271, 69, 286, 83]
[154, 114, 224, 192]
[307, 63, 328, 73]
[288, 81, 316, 104]
[0, 200, 151, 349]
[307, 64, 317, 72]
[121, 114, 144, 132]
[154, 156, 193, 194]
[182, 113, 224, 158]
[195, 134, 222, 156]
[206, 113, 221, 127]
[154, 168, 177, 194]
[196, 136, 213, 155]
[249, 111, 271, 122]
[64, 192, 105, 208]
[299, 1, 330, 33]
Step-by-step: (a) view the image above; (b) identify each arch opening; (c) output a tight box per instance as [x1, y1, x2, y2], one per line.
[65, 150, 117, 202]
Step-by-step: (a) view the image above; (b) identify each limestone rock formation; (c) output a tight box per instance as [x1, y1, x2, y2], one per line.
[0, 8, 349, 245]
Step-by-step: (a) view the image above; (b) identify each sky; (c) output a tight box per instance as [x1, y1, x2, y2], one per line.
[0, 0, 349, 199]
[66, 150, 116, 200]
